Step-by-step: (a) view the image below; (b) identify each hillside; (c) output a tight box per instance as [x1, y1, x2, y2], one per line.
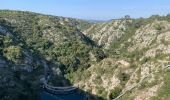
[73, 15, 170, 100]
[0, 10, 170, 100]
[0, 10, 105, 100]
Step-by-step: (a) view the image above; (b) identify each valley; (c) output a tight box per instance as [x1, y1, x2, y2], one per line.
[0, 10, 170, 100]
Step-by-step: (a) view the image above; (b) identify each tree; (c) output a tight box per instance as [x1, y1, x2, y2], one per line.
[109, 86, 122, 99]
[3, 46, 22, 63]
[124, 15, 131, 20]
[3, 35, 13, 47]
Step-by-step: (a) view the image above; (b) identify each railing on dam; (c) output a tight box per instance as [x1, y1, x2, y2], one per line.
[41, 83, 86, 100]
[43, 83, 78, 95]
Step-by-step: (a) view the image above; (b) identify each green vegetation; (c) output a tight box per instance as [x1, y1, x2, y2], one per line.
[160, 38, 170, 45]
[117, 72, 130, 85]
[0, 10, 106, 100]
[96, 86, 107, 98]
[152, 70, 170, 100]
[3, 46, 22, 63]
[109, 86, 122, 99]
[1, 10, 170, 100]
[154, 24, 164, 30]
[140, 57, 151, 64]
[0, 10, 106, 72]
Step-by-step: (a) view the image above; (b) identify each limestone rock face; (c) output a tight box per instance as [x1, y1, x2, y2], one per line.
[128, 20, 170, 52]
[82, 20, 132, 49]
[74, 19, 170, 100]
[135, 83, 163, 100]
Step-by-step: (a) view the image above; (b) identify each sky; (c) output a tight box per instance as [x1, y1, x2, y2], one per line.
[0, 0, 170, 20]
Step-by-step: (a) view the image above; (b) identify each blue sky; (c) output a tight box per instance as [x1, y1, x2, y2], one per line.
[0, 0, 170, 20]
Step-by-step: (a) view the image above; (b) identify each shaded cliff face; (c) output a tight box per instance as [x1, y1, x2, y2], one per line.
[1, 10, 170, 100]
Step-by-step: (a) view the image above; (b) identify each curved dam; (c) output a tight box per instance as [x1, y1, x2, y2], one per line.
[41, 83, 86, 100]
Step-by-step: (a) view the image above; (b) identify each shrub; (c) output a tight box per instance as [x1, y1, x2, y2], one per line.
[155, 25, 164, 31]
[109, 86, 122, 99]
[140, 57, 151, 64]
[3, 35, 13, 47]
[161, 39, 169, 45]
[151, 70, 170, 99]
[118, 72, 130, 82]
[3, 46, 22, 63]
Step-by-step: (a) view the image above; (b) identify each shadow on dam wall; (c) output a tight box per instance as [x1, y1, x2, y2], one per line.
[40, 85, 104, 100]
[39, 73, 104, 100]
